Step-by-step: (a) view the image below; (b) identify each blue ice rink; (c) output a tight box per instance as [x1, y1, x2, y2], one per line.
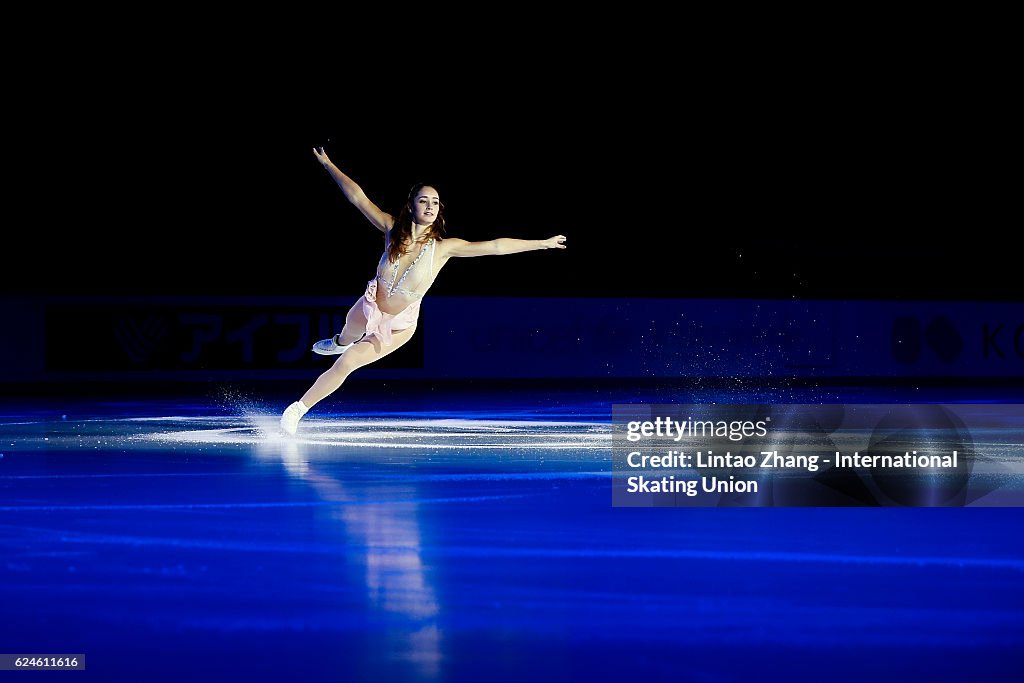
[2, 383, 1023, 681]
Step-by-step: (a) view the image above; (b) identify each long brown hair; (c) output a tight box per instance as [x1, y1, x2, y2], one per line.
[386, 183, 447, 263]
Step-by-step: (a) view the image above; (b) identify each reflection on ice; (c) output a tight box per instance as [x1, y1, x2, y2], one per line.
[282, 440, 442, 677]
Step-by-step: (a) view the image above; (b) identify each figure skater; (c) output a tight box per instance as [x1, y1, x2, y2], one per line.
[280, 147, 567, 435]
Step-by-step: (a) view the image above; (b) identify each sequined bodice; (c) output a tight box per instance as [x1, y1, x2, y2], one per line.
[375, 231, 436, 300]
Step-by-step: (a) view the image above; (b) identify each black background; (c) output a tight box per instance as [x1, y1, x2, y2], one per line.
[10, 64, 1017, 302]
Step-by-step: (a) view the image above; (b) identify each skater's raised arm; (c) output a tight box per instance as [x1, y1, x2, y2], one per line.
[313, 147, 393, 234]
[442, 235, 567, 258]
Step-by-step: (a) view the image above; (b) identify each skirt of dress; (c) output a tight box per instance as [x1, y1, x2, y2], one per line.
[360, 278, 421, 347]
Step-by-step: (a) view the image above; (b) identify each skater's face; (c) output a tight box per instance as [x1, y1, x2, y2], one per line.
[411, 187, 440, 225]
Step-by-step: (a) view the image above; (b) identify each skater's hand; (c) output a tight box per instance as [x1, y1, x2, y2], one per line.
[313, 146, 333, 168]
[541, 235, 567, 250]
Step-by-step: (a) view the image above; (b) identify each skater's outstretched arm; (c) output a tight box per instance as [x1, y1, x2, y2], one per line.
[312, 147, 393, 234]
[442, 235, 567, 258]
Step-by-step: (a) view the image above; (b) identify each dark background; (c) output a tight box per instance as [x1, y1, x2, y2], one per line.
[9, 68, 1017, 303]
